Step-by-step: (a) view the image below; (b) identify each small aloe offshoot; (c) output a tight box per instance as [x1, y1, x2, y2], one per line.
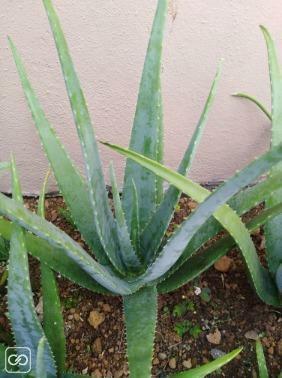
[0, 1, 282, 377]
[233, 26, 282, 294]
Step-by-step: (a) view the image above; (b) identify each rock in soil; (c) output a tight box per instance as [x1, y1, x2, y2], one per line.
[206, 328, 221, 345]
[88, 310, 105, 329]
[244, 330, 259, 341]
[169, 357, 177, 369]
[214, 256, 233, 273]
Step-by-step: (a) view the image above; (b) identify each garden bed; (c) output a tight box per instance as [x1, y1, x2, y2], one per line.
[0, 196, 281, 377]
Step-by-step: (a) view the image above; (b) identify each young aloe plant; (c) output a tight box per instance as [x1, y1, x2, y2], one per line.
[233, 26, 282, 294]
[0, 1, 282, 377]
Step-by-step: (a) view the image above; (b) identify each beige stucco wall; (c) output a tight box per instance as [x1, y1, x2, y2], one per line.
[0, 0, 280, 194]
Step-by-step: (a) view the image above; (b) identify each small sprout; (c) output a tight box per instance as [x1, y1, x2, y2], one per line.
[189, 324, 202, 339]
[200, 287, 212, 303]
[174, 320, 192, 338]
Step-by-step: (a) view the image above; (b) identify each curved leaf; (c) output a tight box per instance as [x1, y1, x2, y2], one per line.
[0, 218, 110, 295]
[232, 93, 271, 120]
[0, 193, 135, 295]
[158, 202, 282, 293]
[42, 0, 125, 275]
[8, 38, 109, 267]
[104, 142, 282, 305]
[170, 348, 242, 378]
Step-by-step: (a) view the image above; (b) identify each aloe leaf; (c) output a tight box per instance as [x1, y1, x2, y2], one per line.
[38, 171, 66, 374]
[109, 164, 141, 272]
[104, 142, 282, 305]
[140, 64, 222, 263]
[170, 347, 242, 378]
[158, 202, 282, 293]
[0, 218, 111, 295]
[123, 286, 158, 378]
[36, 337, 48, 378]
[130, 179, 141, 258]
[8, 38, 108, 267]
[232, 93, 272, 120]
[8, 158, 56, 376]
[122, 0, 168, 231]
[260, 26, 282, 278]
[42, 0, 125, 275]
[256, 340, 269, 378]
[0, 194, 135, 295]
[163, 171, 282, 282]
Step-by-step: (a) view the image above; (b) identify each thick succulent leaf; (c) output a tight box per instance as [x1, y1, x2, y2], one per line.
[170, 348, 242, 378]
[0, 218, 111, 295]
[123, 286, 158, 378]
[8, 38, 108, 266]
[8, 159, 56, 376]
[158, 202, 282, 293]
[38, 171, 66, 375]
[109, 164, 141, 272]
[36, 337, 48, 378]
[105, 142, 282, 305]
[140, 64, 222, 263]
[123, 0, 168, 231]
[232, 93, 271, 120]
[256, 340, 269, 378]
[156, 96, 164, 206]
[260, 26, 282, 277]
[161, 171, 282, 284]
[0, 194, 136, 295]
[130, 180, 141, 257]
[42, 0, 125, 275]
[163, 171, 282, 282]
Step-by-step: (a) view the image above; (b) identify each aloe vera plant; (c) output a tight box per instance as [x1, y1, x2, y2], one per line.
[233, 26, 282, 294]
[0, 0, 282, 377]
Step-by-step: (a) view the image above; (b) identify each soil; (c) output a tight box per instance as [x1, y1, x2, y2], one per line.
[0, 196, 281, 378]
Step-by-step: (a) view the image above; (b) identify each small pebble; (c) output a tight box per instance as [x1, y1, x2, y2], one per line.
[206, 328, 221, 345]
[210, 348, 226, 360]
[214, 256, 233, 273]
[182, 359, 192, 369]
[244, 330, 259, 341]
[158, 352, 167, 360]
[169, 357, 177, 369]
